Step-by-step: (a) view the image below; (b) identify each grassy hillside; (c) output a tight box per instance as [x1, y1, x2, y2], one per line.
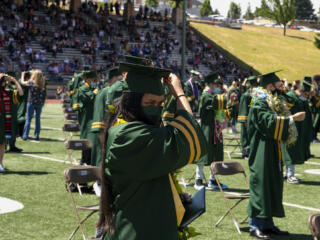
[191, 22, 320, 81]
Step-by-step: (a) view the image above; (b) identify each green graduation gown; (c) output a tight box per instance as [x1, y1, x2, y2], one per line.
[90, 87, 109, 166]
[238, 91, 252, 151]
[197, 90, 228, 166]
[104, 110, 207, 240]
[281, 91, 307, 165]
[311, 94, 320, 136]
[0, 91, 5, 144]
[75, 83, 97, 139]
[247, 98, 290, 218]
[17, 84, 29, 124]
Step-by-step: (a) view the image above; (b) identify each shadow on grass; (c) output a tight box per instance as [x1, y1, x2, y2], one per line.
[240, 227, 311, 240]
[3, 170, 53, 175]
[300, 180, 320, 186]
[273, 233, 312, 240]
[287, 35, 311, 41]
[7, 151, 50, 154]
[36, 138, 64, 142]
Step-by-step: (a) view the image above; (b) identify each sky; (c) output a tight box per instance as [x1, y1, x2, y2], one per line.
[210, 0, 320, 17]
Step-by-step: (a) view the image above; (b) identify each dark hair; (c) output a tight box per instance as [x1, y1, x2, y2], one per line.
[97, 92, 144, 236]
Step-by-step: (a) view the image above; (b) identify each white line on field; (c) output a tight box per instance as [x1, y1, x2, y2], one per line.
[220, 191, 320, 212]
[305, 162, 320, 166]
[22, 154, 68, 164]
[283, 202, 320, 212]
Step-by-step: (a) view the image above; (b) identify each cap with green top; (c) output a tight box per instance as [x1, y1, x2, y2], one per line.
[119, 62, 171, 96]
[121, 55, 152, 66]
[301, 80, 312, 92]
[82, 70, 97, 79]
[205, 72, 222, 84]
[109, 67, 122, 79]
[304, 76, 312, 83]
[259, 70, 282, 87]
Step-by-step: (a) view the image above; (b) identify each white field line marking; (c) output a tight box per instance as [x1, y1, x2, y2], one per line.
[0, 197, 24, 214]
[31, 126, 62, 131]
[223, 191, 320, 212]
[282, 202, 320, 212]
[305, 162, 320, 166]
[22, 154, 68, 164]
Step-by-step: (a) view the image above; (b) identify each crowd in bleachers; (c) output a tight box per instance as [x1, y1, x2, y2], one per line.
[0, 0, 251, 84]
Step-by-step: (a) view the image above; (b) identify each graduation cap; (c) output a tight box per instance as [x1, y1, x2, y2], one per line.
[314, 75, 320, 82]
[259, 70, 282, 87]
[247, 75, 258, 86]
[121, 55, 152, 66]
[205, 72, 221, 84]
[304, 76, 312, 83]
[119, 62, 171, 96]
[6, 71, 16, 78]
[82, 70, 97, 79]
[301, 80, 312, 92]
[109, 67, 122, 79]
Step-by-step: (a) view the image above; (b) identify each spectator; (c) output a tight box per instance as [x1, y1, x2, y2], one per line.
[21, 70, 46, 141]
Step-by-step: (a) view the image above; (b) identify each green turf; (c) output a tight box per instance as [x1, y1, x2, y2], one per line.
[1, 103, 320, 240]
[191, 22, 320, 82]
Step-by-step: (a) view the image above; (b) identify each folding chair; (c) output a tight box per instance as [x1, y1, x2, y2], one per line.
[62, 123, 80, 141]
[64, 166, 101, 240]
[64, 107, 77, 114]
[61, 98, 71, 104]
[223, 135, 242, 160]
[211, 161, 250, 234]
[309, 213, 320, 240]
[65, 139, 92, 165]
[65, 113, 78, 122]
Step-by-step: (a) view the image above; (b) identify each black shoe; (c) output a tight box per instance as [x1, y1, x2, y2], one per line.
[34, 137, 40, 141]
[265, 226, 289, 236]
[9, 147, 23, 153]
[194, 179, 204, 190]
[250, 229, 271, 239]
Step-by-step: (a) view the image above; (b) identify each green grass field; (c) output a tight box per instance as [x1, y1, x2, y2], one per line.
[1, 103, 320, 240]
[191, 23, 320, 82]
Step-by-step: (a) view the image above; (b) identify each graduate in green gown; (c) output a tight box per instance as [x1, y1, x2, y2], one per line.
[312, 75, 320, 141]
[74, 70, 99, 165]
[17, 71, 31, 138]
[280, 79, 313, 184]
[90, 67, 123, 167]
[5, 71, 24, 152]
[238, 76, 258, 158]
[0, 73, 24, 172]
[97, 62, 207, 240]
[194, 72, 236, 190]
[247, 71, 306, 239]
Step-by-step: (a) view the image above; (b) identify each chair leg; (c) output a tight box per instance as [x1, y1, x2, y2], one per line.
[240, 215, 249, 224]
[231, 216, 241, 234]
[67, 210, 97, 240]
[215, 209, 230, 227]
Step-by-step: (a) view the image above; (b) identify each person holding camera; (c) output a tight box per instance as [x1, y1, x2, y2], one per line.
[0, 73, 24, 172]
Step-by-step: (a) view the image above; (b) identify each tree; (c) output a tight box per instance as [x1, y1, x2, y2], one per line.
[259, 0, 296, 36]
[227, 2, 242, 19]
[314, 34, 320, 49]
[200, 0, 214, 17]
[243, 3, 255, 20]
[146, 0, 159, 8]
[213, 9, 220, 15]
[295, 0, 315, 20]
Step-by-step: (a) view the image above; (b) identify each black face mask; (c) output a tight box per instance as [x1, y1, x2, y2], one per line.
[275, 89, 282, 95]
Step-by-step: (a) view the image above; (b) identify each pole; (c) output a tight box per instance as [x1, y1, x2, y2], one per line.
[181, 0, 186, 82]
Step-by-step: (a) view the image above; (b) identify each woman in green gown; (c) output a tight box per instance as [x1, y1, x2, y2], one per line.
[97, 63, 207, 240]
